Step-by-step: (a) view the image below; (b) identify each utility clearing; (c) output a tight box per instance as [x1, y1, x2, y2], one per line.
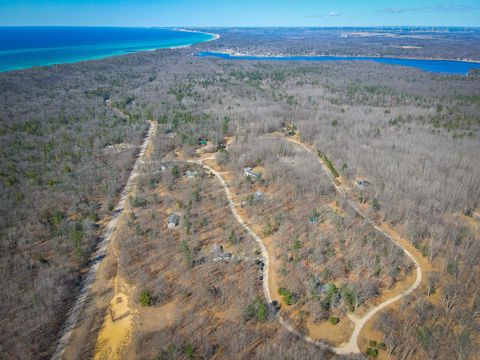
[51, 121, 156, 360]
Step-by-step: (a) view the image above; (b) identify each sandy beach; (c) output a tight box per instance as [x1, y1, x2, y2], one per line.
[173, 27, 221, 41]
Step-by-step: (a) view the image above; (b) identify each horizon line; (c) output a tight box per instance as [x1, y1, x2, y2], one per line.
[0, 25, 479, 29]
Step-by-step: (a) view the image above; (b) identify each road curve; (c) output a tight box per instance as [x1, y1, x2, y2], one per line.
[51, 121, 156, 360]
[189, 159, 334, 352]
[263, 135, 423, 354]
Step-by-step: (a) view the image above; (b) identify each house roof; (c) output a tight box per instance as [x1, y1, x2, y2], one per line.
[253, 191, 265, 201]
[244, 167, 261, 177]
[186, 170, 197, 178]
[168, 213, 180, 224]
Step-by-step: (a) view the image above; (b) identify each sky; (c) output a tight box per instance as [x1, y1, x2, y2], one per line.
[0, 0, 479, 27]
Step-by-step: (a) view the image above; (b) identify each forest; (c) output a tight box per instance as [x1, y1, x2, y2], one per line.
[0, 29, 479, 359]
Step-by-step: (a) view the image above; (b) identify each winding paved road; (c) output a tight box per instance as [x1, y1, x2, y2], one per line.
[51, 121, 156, 360]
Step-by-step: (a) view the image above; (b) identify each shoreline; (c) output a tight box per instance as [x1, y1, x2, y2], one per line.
[200, 50, 480, 64]
[0, 28, 220, 73]
[172, 27, 221, 41]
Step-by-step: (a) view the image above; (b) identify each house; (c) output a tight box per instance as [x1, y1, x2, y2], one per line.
[167, 213, 180, 229]
[355, 179, 370, 189]
[213, 252, 232, 262]
[310, 278, 331, 295]
[186, 170, 197, 179]
[253, 191, 265, 202]
[244, 167, 261, 178]
[212, 243, 232, 262]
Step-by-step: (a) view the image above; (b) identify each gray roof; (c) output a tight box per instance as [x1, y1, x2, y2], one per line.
[254, 191, 265, 200]
[168, 213, 180, 224]
[356, 179, 370, 189]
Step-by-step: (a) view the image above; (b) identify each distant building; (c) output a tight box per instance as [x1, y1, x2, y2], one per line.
[253, 191, 265, 202]
[244, 167, 261, 178]
[213, 253, 232, 262]
[186, 170, 197, 179]
[212, 243, 232, 262]
[167, 213, 180, 229]
[355, 179, 370, 189]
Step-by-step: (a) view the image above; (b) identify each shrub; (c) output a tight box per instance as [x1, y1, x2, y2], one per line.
[129, 196, 147, 207]
[243, 297, 267, 322]
[139, 289, 153, 306]
[228, 230, 238, 244]
[148, 176, 158, 189]
[171, 165, 180, 178]
[180, 240, 193, 267]
[70, 223, 83, 243]
[329, 316, 340, 325]
[371, 198, 381, 211]
[278, 287, 296, 305]
[366, 347, 378, 358]
[185, 344, 194, 360]
[88, 212, 99, 222]
[191, 189, 200, 203]
[293, 239, 301, 251]
[263, 219, 273, 236]
[342, 287, 356, 312]
[44, 208, 65, 230]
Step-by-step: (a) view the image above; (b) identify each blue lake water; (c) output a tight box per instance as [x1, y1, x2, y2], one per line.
[0, 27, 216, 72]
[197, 52, 480, 75]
